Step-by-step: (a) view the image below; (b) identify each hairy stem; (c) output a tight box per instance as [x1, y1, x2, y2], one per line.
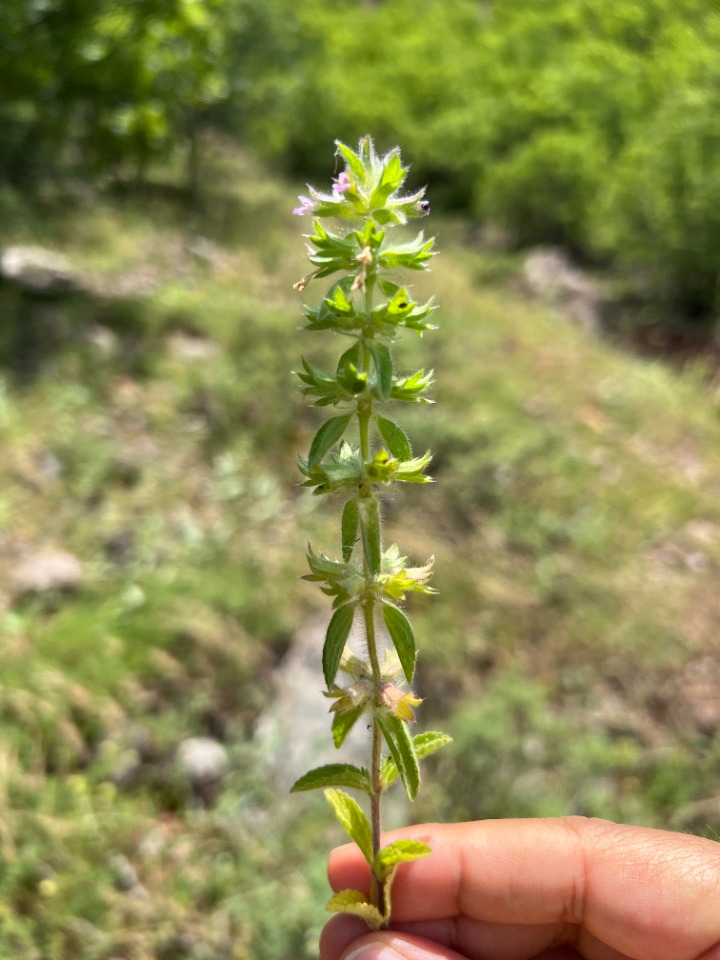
[358, 269, 385, 914]
[364, 599, 383, 911]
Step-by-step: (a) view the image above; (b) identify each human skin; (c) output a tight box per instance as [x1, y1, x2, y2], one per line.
[320, 818, 720, 960]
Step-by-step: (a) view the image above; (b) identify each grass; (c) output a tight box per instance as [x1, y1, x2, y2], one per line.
[1, 140, 719, 957]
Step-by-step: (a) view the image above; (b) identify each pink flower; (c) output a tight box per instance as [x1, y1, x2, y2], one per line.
[378, 682, 422, 722]
[293, 196, 314, 216]
[332, 171, 352, 196]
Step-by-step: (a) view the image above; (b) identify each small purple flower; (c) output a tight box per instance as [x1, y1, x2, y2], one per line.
[293, 196, 314, 216]
[332, 171, 352, 196]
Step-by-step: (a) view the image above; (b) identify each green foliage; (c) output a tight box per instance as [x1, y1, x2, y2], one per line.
[382, 602, 417, 683]
[376, 712, 420, 801]
[381, 732, 453, 789]
[0, 0, 235, 186]
[324, 789, 374, 864]
[326, 889, 384, 931]
[598, 55, 720, 316]
[323, 604, 356, 687]
[291, 764, 371, 794]
[373, 839, 432, 881]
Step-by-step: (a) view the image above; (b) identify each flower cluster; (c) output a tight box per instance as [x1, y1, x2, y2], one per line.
[290, 137, 450, 931]
[326, 650, 422, 723]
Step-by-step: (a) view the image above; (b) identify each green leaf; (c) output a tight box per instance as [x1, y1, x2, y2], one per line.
[367, 340, 393, 399]
[370, 150, 407, 207]
[332, 704, 364, 748]
[336, 341, 362, 377]
[324, 789, 373, 864]
[341, 499, 359, 562]
[335, 141, 367, 185]
[291, 763, 371, 794]
[395, 450, 433, 483]
[323, 604, 355, 687]
[326, 279, 354, 316]
[413, 730, 453, 758]
[376, 415, 412, 461]
[381, 731, 452, 788]
[377, 712, 420, 800]
[382, 603, 416, 682]
[326, 889, 384, 930]
[379, 233, 435, 272]
[359, 498, 382, 576]
[308, 414, 353, 468]
[373, 840, 432, 881]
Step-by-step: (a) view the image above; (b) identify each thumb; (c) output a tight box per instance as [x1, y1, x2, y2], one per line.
[338, 932, 468, 960]
[336, 931, 581, 960]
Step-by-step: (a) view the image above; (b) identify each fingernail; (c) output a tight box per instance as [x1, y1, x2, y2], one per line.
[344, 938, 435, 960]
[345, 944, 405, 960]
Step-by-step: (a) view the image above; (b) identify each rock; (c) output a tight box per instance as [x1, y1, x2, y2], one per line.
[11, 548, 84, 595]
[36, 449, 63, 480]
[523, 247, 601, 333]
[108, 749, 143, 790]
[254, 617, 370, 791]
[167, 332, 221, 361]
[176, 737, 229, 789]
[1, 245, 80, 295]
[104, 530, 134, 565]
[109, 854, 147, 899]
[86, 325, 119, 356]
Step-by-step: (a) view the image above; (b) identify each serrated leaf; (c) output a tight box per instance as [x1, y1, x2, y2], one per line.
[323, 604, 355, 687]
[366, 341, 393, 399]
[374, 840, 432, 881]
[382, 603, 416, 682]
[326, 890, 384, 930]
[291, 763, 371, 794]
[324, 789, 373, 864]
[377, 712, 420, 800]
[381, 731, 452, 787]
[376, 415, 412, 461]
[308, 415, 353, 468]
[332, 703, 364, 748]
[341, 499, 359, 562]
[359, 498, 382, 576]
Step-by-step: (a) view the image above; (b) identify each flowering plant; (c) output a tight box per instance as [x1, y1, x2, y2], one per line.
[290, 137, 450, 930]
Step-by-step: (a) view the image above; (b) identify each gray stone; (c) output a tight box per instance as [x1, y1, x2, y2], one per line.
[254, 617, 370, 791]
[167, 332, 221, 361]
[1, 245, 79, 295]
[523, 247, 601, 333]
[176, 737, 229, 788]
[11, 548, 84, 595]
[109, 853, 141, 892]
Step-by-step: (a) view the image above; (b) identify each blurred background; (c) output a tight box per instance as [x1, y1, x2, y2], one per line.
[1, 1, 720, 957]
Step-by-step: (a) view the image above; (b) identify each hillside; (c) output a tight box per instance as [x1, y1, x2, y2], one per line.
[1, 146, 719, 959]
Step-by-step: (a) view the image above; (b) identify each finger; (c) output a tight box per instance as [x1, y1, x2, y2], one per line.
[326, 817, 720, 960]
[321, 913, 632, 960]
[321, 928, 585, 960]
[321, 913, 570, 960]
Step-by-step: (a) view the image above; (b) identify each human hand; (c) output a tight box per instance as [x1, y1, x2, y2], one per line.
[320, 817, 720, 960]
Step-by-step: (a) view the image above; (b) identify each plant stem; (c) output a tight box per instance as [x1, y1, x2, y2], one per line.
[358, 268, 385, 914]
[364, 599, 383, 912]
